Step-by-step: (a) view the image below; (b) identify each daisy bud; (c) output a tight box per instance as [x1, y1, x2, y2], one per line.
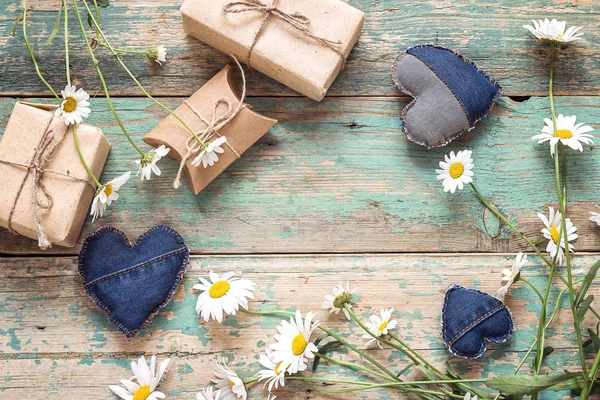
[148, 45, 167, 65]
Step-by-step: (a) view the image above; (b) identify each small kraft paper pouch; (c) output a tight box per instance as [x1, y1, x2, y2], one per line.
[180, 0, 365, 101]
[143, 64, 277, 195]
[0, 102, 110, 249]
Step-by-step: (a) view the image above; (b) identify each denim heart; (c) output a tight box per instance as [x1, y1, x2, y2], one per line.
[78, 225, 189, 338]
[392, 45, 503, 147]
[441, 284, 514, 359]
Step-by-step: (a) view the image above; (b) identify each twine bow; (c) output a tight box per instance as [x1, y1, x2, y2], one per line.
[0, 117, 94, 249]
[173, 57, 247, 189]
[223, 0, 347, 67]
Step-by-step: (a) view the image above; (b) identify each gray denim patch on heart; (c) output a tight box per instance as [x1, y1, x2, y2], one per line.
[392, 45, 503, 147]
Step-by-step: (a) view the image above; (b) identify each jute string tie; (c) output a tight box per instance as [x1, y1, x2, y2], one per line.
[0, 118, 94, 249]
[223, 0, 347, 68]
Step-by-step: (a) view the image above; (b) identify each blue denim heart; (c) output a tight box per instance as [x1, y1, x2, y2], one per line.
[441, 284, 514, 359]
[392, 44, 503, 147]
[78, 225, 189, 338]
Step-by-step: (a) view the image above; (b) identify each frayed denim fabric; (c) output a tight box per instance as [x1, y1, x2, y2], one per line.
[392, 44, 503, 147]
[441, 284, 514, 359]
[78, 225, 189, 338]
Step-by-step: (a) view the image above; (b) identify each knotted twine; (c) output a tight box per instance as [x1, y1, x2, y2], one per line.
[223, 0, 347, 68]
[173, 57, 247, 189]
[0, 117, 94, 249]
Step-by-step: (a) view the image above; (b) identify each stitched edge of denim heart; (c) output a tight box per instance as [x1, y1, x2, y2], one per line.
[391, 44, 504, 148]
[440, 284, 514, 359]
[78, 225, 190, 338]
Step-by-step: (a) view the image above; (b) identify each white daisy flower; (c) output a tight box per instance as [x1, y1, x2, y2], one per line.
[109, 355, 170, 400]
[267, 394, 276, 400]
[257, 350, 287, 392]
[464, 393, 478, 400]
[212, 362, 247, 400]
[192, 137, 227, 168]
[322, 282, 357, 320]
[193, 271, 256, 323]
[590, 206, 600, 226]
[55, 84, 91, 125]
[524, 19, 584, 44]
[197, 386, 222, 400]
[362, 308, 398, 349]
[532, 115, 594, 156]
[538, 207, 578, 266]
[497, 252, 527, 297]
[269, 310, 320, 374]
[136, 145, 171, 181]
[435, 150, 474, 194]
[90, 171, 131, 222]
[149, 45, 167, 65]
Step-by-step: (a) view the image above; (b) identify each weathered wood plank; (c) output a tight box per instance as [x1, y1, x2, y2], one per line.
[0, 254, 598, 354]
[0, 0, 599, 97]
[1, 96, 599, 255]
[1, 254, 597, 399]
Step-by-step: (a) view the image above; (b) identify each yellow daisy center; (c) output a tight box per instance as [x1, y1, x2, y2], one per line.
[550, 226, 560, 243]
[449, 163, 464, 179]
[230, 380, 236, 389]
[556, 129, 573, 139]
[133, 385, 151, 400]
[104, 183, 113, 197]
[378, 321, 388, 332]
[63, 97, 77, 113]
[209, 280, 231, 298]
[274, 361, 284, 375]
[292, 333, 308, 356]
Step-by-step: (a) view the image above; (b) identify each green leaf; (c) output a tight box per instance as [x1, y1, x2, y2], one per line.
[312, 340, 342, 372]
[588, 328, 600, 352]
[313, 333, 330, 347]
[578, 295, 595, 321]
[417, 364, 436, 381]
[576, 259, 600, 306]
[46, 5, 63, 46]
[486, 372, 585, 397]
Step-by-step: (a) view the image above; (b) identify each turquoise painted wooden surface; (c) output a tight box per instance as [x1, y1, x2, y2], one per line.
[0, 0, 599, 398]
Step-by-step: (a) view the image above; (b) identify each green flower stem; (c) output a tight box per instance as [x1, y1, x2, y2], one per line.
[71, 0, 145, 157]
[314, 351, 396, 382]
[238, 308, 402, 382]
[313, 383, 465, 398]
[62, 0, 70, 86]
[243, 376, 258, 385]
[96, 42, 149, 55]
[73, 125, 101, 188]
[82, 0, 206, 146]
[520, 278, 545, 302]
[344, 305, 487, 399]
[533, 259, 556, 376]
[285, 375, 375, 386]
[21, 0, 59, 99]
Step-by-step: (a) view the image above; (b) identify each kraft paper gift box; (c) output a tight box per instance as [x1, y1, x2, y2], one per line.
[0, 102, 111, 249]
[180, 0, 365, 101]
[143, 65, 277, 195]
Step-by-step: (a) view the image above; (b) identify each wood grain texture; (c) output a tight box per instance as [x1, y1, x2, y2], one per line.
[0, 0, 599, 97]
[0, 253, 598, 399]
[1, 96, 599, 255]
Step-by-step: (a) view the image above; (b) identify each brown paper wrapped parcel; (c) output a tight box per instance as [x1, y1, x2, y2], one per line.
[144, 65, 277, 195]
[0, 102, 110, 248]
[180, 0, 365, 101]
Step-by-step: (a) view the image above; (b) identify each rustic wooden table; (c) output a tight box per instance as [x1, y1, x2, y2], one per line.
[1, 0, 600, 399]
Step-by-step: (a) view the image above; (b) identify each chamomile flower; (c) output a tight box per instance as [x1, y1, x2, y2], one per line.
[532, 115, 594, 156]
[322, 282, 357, 320]
[497, 252, 527, 297]
[148, 45, 167, 65]
[464, 393, 478, 400]
[193, 271, 256, 323]
[136, 145, 171, 181]
[90, 171, 131, 222]
[192, 137, 227, 168]
[590, 206, 600, 226]
[55, 84, 91, 125]
[362, 308, 398, 349]
[258, 350, 287, 392]
[538, 207, 578, 266]
[109, 355, 170, 400]
[524, 19, 584, 44]
[212, 362, 247, 400]
[269, 310, 320, 374]
[435, 150, 474, 193]
[197, 387, 222, 400]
